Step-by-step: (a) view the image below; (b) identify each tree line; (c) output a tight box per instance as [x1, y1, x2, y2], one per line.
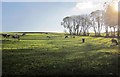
[61, 1, 120, 37]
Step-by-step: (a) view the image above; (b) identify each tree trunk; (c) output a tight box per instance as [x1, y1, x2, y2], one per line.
[83, 31, 86, 36]
[105, 26, 109, 37]
[118, 25, 120, 38]
[76, 25, 79, 35]
[77, 28, 79, 35]
[113, 27, 116, 36]
[79, 27, 82, 35]
[93, 27, 97, 36]
[69, 28, 72, 35]
[97, 18, 101, 36]
[110, 27, 112, 36]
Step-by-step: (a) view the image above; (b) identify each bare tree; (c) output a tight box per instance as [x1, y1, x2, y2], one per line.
[61, 16, 73, 35]
[61, 15, 92, 36]
[90, 10, 104, 36]
[81, 15, 92, 36]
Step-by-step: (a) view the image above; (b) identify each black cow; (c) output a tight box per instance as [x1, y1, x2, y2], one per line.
[2, 34, 10, 38]
[46, 36, 50, 38]
[82, 38, 85, 43]
[12, 34, 20, 40]
[65, 36, 68, 38]
[111, 38, 118, 45]
[22, 32, 26, 36]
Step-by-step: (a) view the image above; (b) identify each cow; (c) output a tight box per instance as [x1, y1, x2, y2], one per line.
[82, 38, 85, 43]
[65, 36, 68, 38]
[46, 36, 50, 38]
[21, 32, 26, 36]
[2, 34, 10, 38]
[12, 34, 20, 40]
[111, 38, 118, 45]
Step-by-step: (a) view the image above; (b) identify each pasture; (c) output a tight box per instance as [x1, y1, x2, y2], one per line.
[1, 32, 120, 76]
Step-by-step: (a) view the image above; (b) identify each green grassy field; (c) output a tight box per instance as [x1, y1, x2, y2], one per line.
[1, 32, 120, 76]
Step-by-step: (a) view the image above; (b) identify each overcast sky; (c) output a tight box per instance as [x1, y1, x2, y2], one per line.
[1, 0, 116, 32]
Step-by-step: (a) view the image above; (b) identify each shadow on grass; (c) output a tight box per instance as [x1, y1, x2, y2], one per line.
[2, 42, 119, 76]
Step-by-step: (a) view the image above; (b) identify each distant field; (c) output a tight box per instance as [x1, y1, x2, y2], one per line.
[1, 32, 120, 76]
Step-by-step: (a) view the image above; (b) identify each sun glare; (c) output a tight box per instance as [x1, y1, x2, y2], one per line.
[112, 1, 118, 12]
[113, 2, 118, 12]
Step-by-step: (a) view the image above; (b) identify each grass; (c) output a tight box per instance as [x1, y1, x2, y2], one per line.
[1, 32, 120, 76]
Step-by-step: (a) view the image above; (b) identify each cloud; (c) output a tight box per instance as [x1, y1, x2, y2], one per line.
[70, 1, 107, 15]
[75, 2, 93, 10]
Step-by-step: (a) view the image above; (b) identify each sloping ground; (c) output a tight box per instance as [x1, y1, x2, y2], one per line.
[1, 32, 119, 76]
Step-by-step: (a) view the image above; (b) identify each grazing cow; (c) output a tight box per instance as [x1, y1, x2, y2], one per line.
[111, 38, 118, 45]
[12, 34, 20, 40]
[46, 36, 50, 38]
[22, 32, 26, 36]
[2, 34, 10, 38]
[65, 36, 68, 38]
